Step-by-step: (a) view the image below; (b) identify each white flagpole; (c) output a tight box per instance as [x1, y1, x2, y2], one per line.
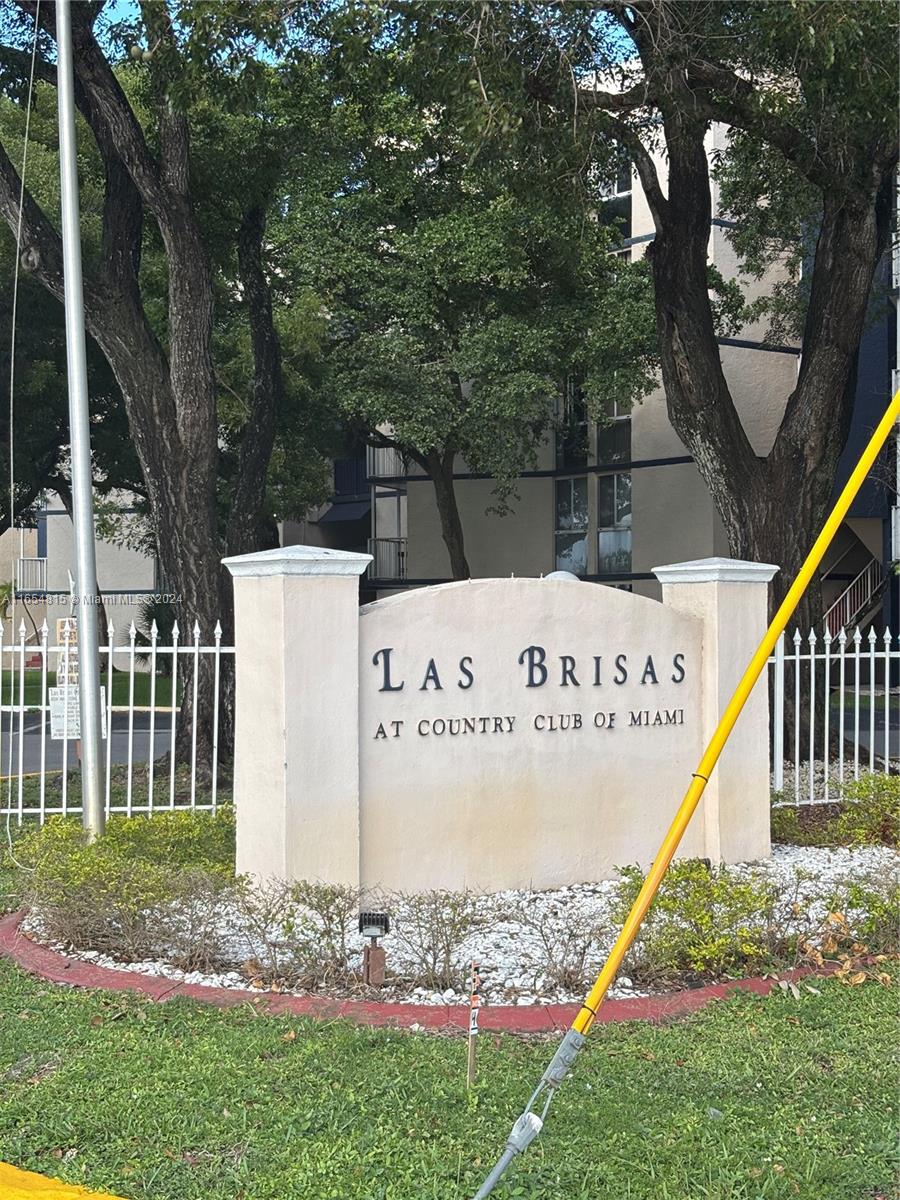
[56, 0, 104, 837]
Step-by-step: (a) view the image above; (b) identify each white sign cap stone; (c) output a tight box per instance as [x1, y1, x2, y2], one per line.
[652, 557, 779, 586]
[223, 544, 371, 579]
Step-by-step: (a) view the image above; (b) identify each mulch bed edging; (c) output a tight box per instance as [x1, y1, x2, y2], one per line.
[0, 910, 830, 1033]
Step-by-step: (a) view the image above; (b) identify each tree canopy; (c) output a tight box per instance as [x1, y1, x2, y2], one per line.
[0, 0, 894, 633]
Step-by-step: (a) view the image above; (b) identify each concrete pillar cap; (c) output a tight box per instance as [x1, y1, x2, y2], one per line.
[652, 557, 779, 585]
[223, 544, 372, 579]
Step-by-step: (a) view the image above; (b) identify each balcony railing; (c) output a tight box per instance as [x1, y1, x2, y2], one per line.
[14, 557, 47, 593]
[368, 537, 407, 580]
[367, 445, 406, 480]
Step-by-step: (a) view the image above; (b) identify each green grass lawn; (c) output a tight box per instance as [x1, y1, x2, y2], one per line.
[827, 691, 891, 716]
[0, 669, 179, 709]
[0, 963, 894, 1200]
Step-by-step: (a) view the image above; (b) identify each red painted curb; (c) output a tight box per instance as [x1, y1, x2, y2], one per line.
[0, 911, 827, 1032]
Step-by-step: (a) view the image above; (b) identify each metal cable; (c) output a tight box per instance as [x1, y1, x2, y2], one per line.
[5, 1, 41, 861]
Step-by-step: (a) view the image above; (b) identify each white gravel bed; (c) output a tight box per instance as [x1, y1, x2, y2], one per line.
[22, 844, 897, 1008]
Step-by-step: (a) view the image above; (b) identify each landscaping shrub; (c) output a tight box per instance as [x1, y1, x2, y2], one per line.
[507, 897, 610, 992]
[771, 774, 899, 848]
[831, 774, 900, 847]
[235, 877, 361, 989]
[390, 889, 486, 990]
[154, 869, 236, 972]
[12, 810, 896, 999]
[770, 802, 805, 844]
[828, 867, 899, 956]
[288, 879, 360, 977]
[614, 859, 787, 986]
[15, 809, 236, 960]
[98, 806, 236, 872]
[233, 876, 308, 986]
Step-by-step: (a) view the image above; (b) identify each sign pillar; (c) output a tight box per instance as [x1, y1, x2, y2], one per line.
[223, 545, 371, 884]
[653, 557, 778, 864]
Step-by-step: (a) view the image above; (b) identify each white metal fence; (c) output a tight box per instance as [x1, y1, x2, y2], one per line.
[770, 625, 898, 804]
[0, 617, 233, 824]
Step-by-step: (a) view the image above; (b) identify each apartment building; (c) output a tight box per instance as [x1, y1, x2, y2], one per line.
[11, 493, 161, 639]
[363, 125, 897, 633]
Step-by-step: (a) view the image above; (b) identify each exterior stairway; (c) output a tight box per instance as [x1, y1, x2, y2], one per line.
[824, 553, 887, 635]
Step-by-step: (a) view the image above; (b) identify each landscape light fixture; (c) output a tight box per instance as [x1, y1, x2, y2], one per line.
[359, 911, 390, 987]
[358, 911, 390, 939]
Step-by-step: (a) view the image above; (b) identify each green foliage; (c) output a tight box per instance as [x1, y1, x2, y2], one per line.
[283, 47, 659, 510]
[15, 810, 235, 958]
[770, 799, 838, 847]
[772, 775, 900, 848]
[832, 774, 900, 848]
[0, 46, 334, 546]
[614, 860, 786, 985]
[771, 802, 806, 845]
[839, 872, 899, 953]
[94, 809, 235, 873]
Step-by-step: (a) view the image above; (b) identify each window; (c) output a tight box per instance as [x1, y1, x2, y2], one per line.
[555, 477, 588, 575]
[555, 379, 588, 470]
[600, 151, 632, 240]
[597, 472, 632, 575]
[597, 397, 632, 465]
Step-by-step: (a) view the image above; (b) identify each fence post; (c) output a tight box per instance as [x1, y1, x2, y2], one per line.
[773, 631, 784, 792]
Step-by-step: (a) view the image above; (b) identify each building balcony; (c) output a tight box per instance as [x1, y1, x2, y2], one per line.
[367, 445, 408, 480]
[368, 537, 407, 581]
[14, 557, 47, 594]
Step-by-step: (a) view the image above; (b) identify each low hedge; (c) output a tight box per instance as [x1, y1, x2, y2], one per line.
[15, 810, 236, 965]
[772, 772, 900, 847]
[10, 807, 898, 996]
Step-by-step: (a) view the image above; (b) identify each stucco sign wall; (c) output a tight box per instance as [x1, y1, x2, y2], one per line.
[224, 549, 776, 892]
[359, 579, 703, 891]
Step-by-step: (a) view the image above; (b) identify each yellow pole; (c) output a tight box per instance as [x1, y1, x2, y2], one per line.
[572, 387, 900, 1036]
[471, 390, 900, 1200]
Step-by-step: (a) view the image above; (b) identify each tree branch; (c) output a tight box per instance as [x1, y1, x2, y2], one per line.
[683, 60, 831, 189]
[0, 36, 143, 293]
[226, 205, 283, 557]
[50, 3, 173, 227]
[572, 79, 650, 114]
[0, 137, 65, 300]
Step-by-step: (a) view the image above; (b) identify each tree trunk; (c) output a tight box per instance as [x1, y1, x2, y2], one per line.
[637, 99, 891, 763]
[83, 294, 228, 767]
[225, 204, 282, 562]
[641, 105, 892, 628]
[424, 449, 471, 579]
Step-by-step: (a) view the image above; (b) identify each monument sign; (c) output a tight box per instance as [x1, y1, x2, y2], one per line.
[224, 548, 776, 892]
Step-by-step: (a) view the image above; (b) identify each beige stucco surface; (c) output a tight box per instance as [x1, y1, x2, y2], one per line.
[660, 574, 774, 863]
[408, 477, 554, 580]
[231, 570, 362, 885]
[357, 577, 708, 891]
[228, 552, 774, 894]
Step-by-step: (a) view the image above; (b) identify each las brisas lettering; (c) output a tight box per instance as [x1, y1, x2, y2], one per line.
[372, 646, 687, 693]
